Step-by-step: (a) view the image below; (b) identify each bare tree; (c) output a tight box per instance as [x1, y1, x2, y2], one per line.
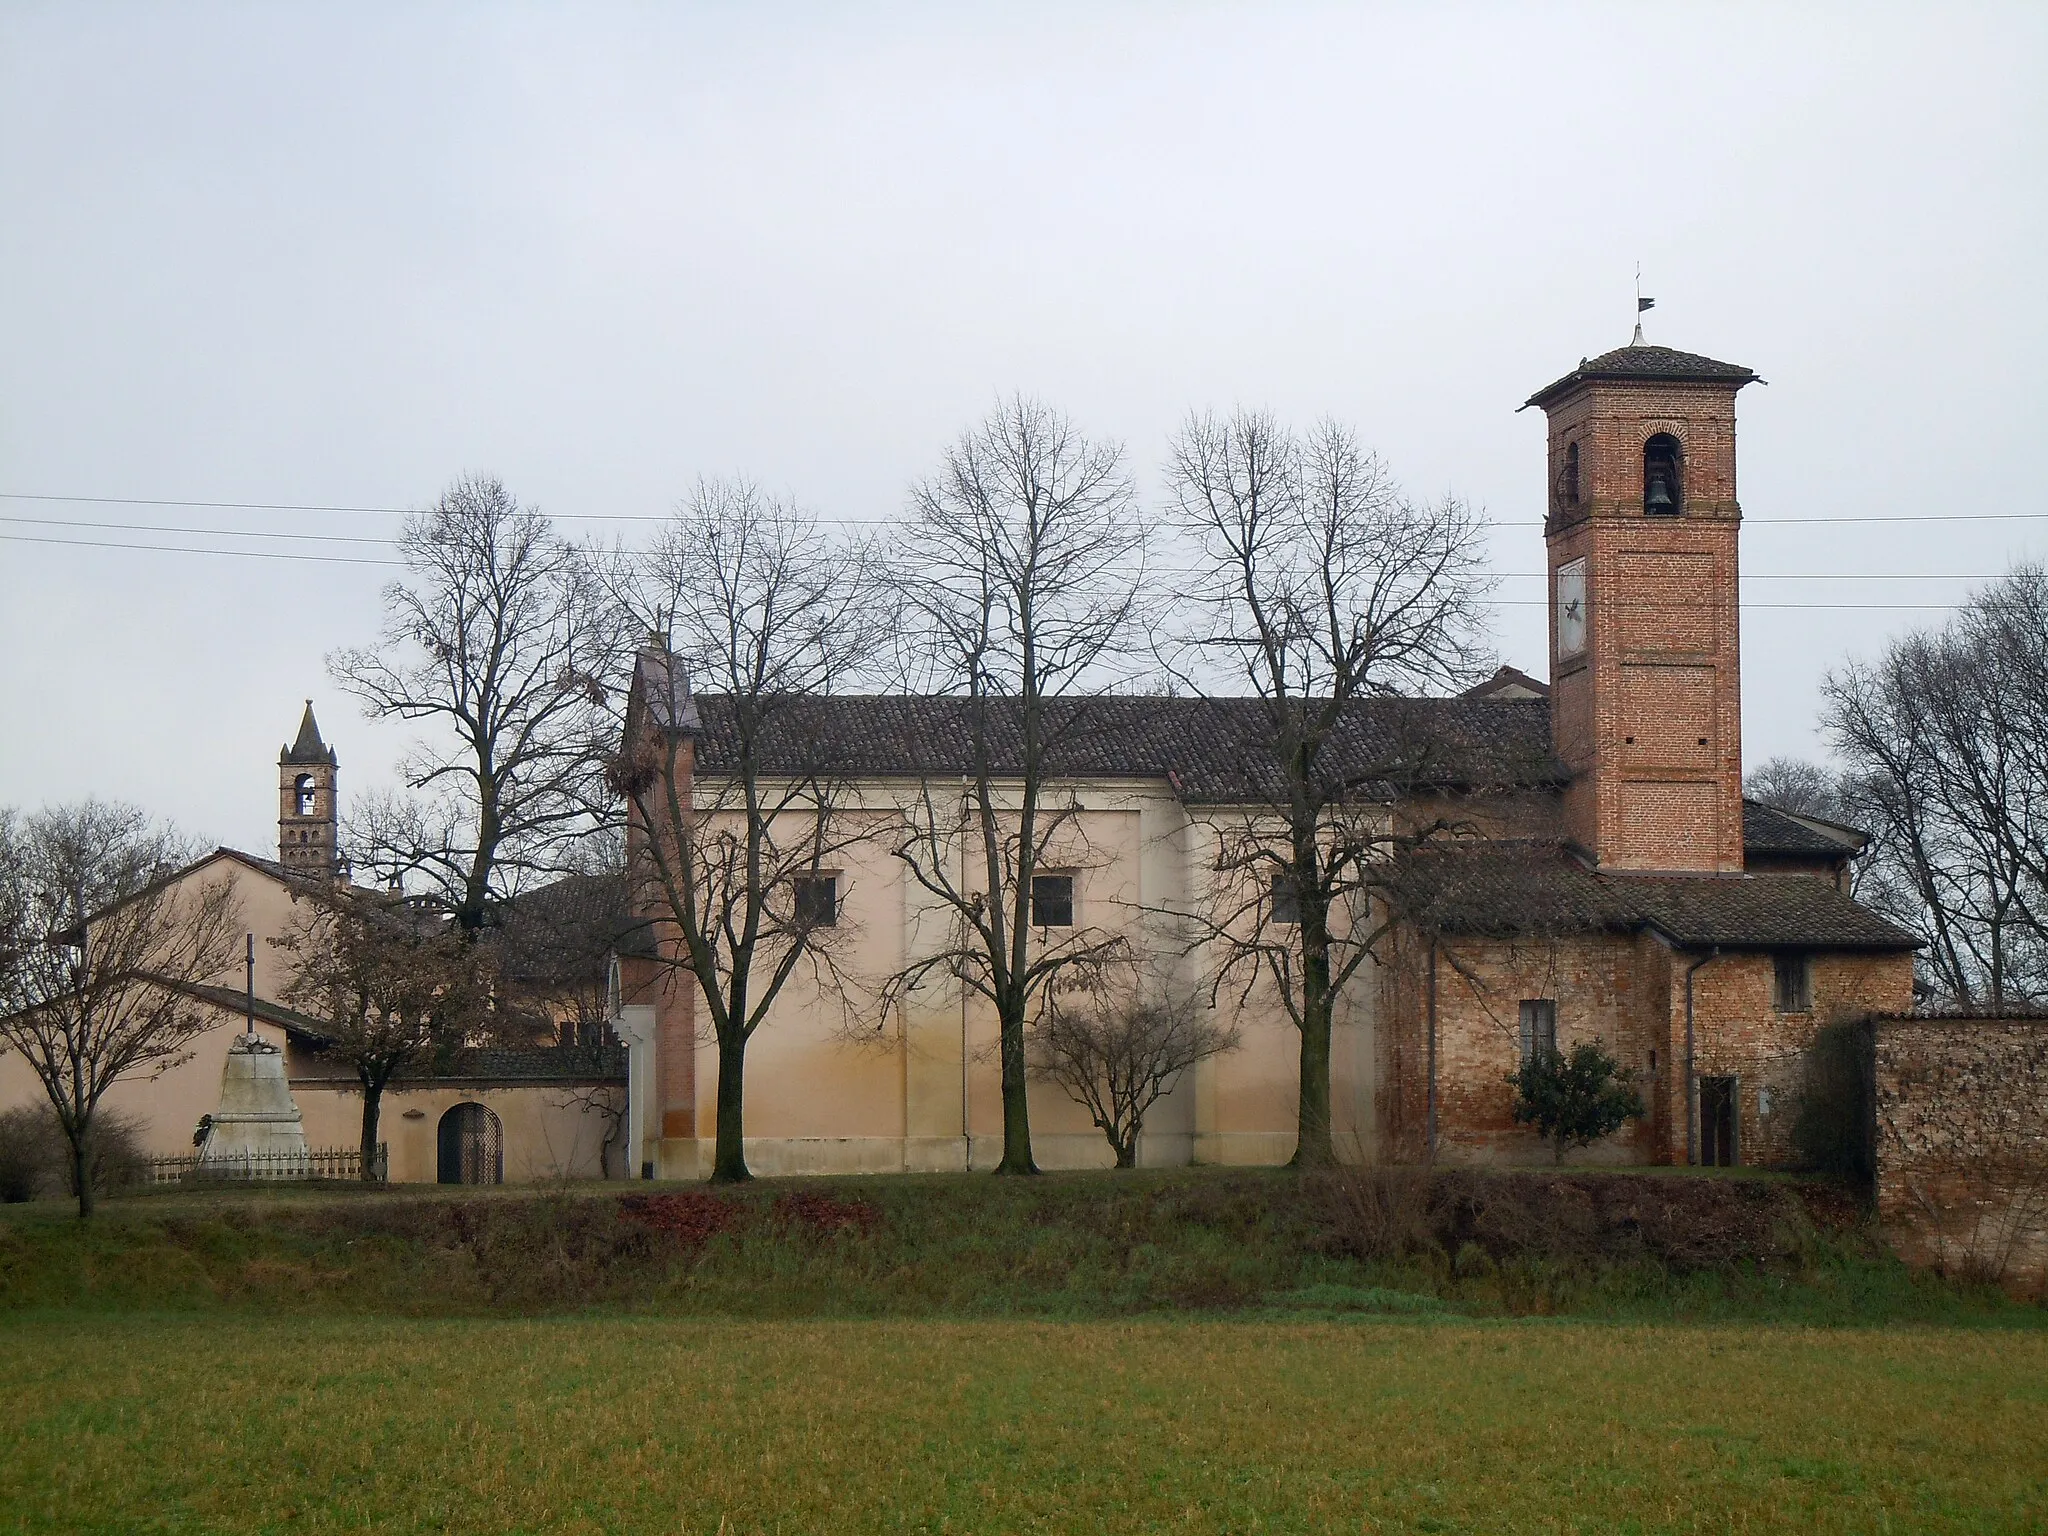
[1745, 757, 1852, 823]
[887, 397, 1149, 1175]
[273, 884, 494, 1180]
[1824, 565, 2048, 1007]
[0, 803, 241, 1217]
[1163, 410, 1493, 1166]
[1027, 969, 1239, 1168]
[608, 480, 884, 1182]
[331, 475, 623, 937]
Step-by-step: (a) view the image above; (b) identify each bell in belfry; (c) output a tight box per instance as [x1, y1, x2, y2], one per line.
[1645, 473, 1675, 513]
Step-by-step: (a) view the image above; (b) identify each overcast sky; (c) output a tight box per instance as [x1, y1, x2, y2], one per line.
[2, 3, 2043, 857]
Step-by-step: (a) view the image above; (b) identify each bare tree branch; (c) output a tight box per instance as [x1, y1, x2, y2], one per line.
[1161, 409, 1495, 1166]
[608, 480, 886, 1183]
[330, 475, 627, 936]
[1027, 967, 1239, 1168]
[0, 802, 241, 1217]
[885, 396, 1150, 1175]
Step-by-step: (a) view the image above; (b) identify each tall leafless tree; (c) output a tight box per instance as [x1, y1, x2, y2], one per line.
[887, 397, 1149, 1176]
[331, 475, 623, 937]
[608, 480, 885, 1182]
[273, 884, 494, 1180]
[0, 802, 241, 1217]
[1162, 410, 1492, 1166]
[1824, 565, 2048, 1007]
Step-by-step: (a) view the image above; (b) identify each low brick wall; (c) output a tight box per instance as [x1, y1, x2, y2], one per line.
[1874, 1015, 2048, 1293]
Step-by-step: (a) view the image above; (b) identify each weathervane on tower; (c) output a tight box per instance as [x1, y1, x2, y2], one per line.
[1633, 264, 1655, 345]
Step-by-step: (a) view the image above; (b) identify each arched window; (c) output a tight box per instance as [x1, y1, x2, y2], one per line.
[294, 774, 317, 816]
[1561, 440, 1581, 508]
[437, 1102, 504, 1185]
[1643, 434, 1683, 515]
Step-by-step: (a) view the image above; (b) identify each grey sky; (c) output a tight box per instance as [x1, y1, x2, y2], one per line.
[2, 3, 2043, 857]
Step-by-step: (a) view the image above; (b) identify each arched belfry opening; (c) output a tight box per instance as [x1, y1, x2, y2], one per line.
[1560, 440, 1582, 510]
[1643, 433, 1683, 515]
[279, 700, 340, 878]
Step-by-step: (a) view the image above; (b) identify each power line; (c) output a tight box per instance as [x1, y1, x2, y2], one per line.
[0, 533, 400, 566]
[0, 519, 2017, 581]
[4, 488, 2047, 531]
[1, 515, 392, 546]
[0, 532, 2012, 607]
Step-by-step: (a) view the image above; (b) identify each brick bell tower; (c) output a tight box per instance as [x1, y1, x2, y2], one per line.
[1526, 337, 1761, 873]
[278, 700, 341, 879]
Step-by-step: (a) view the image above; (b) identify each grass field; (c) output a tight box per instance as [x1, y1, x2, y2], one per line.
[3, 1313, 2045, 1533]
[2, 1173, 2042, 1531]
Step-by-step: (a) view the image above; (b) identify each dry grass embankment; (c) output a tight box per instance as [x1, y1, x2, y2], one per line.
[0, 1166, 2035, 1324]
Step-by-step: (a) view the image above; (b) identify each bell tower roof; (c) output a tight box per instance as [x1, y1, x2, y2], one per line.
[1524, 344, 1760, 411]
[281, 701, 338, 767]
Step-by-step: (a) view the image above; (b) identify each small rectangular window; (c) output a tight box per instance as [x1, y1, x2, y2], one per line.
[1519, 999, 1558, 1065]
[1773, 953, 1812, 1012]
[1269, 871, 1300, 926]
[1030, 873, 1074, 928]
[792, 874, 838, 928]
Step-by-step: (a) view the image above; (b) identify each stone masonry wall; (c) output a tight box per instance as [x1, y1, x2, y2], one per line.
[1378, 928, 1666, 1165]
[1874, 1016, 2048, 1294]
[1380, 927, 1912, 1169]
[1677, 949, 1914, 1168]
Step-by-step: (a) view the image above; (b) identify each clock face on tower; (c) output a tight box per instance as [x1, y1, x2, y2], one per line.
[1556, 558, 1587, 660]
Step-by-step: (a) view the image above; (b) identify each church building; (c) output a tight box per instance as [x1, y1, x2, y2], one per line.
[612, 333, 1919, 1178]
[0, 330, 1920, 1190]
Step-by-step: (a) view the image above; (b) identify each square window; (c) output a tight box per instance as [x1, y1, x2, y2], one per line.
[1773, 953, 1811, 1012]
[1519, 999, 1558, 1065]
[1030, 873, 1074, 928]
[1269, 871, 1300, 926]
[792, 874, 838, 928]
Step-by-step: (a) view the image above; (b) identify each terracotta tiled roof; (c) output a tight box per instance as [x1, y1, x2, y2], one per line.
[1385, 841, 1918, 951]
[688, 694, 1565, 803]
[1525, 344, 1760, 410]
[1742, 800, 1866, 859]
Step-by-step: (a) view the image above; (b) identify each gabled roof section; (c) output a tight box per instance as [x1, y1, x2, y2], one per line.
[632, 646, 700, 735]
[688, 694, 1565, 804]
[1524, 343, 1761, 411]
[1459, 665, 1550, 702]
[78, 845, 305, 928]
[1385, 841, 1918, 952]
[169, 979, 336, 1042]
[281, 701, 338, 766]
[1742, 799, 1868, 860]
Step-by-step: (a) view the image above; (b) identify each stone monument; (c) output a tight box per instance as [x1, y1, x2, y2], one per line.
[198, 1033, 311, 1177]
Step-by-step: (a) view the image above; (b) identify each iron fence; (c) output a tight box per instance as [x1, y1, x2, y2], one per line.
[137, 1145, 387, 1186]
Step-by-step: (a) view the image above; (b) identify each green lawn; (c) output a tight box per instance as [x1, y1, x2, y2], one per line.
[2, 1314, 2044, 1533]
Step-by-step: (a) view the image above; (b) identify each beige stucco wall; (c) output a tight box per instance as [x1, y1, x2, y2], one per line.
[292, 1078, 621, 1183]
[0, 854, 312, 1159]
[0, 853, 627, 1184]
[641, 779, 1377, 1176]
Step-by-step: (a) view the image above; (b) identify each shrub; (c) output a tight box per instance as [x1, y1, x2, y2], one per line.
[0, 1106, 59, 1202]
[1508, 1041, 1644, 1164]
[1317, 1165, 1435, 1261]
[0, 1106, 146, 1201]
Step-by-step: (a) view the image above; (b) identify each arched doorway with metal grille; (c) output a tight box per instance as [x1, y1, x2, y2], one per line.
[436, 1102, 504, 1185]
